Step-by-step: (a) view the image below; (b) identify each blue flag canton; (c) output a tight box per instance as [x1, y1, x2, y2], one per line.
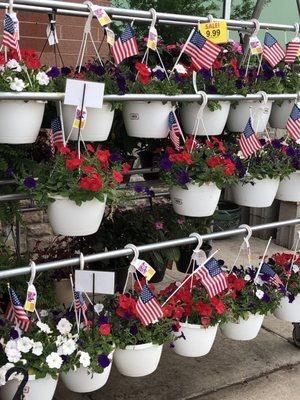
[51, 117, 62, 133]
[140, 285, 154, 303]
[10, 288, 22, 307]
[205, 258, 222, 277]
[4, 13, 15, 34]
[168, 111, 176, 127]
[290, 104, 300, 121]
[260, 262, 276, 277]
[121, 26, 135, 43]
[243, 119, 255, 138]
[264, 32, 277, 48]
[190, 30, 206, 49]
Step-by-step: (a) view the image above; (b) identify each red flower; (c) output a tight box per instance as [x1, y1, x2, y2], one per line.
[166, 146, 176, 154]
[223, 158, 235, 176]
[66, 158, 83, 170]
[169, 152, 192, 165]
[86, 144, 95, 153]
[162, 304, 173, 318]
[57, 145, 70, 154]
[135, 63, 151, 85]
[173, 306, 185, 320]
[212, 59, 222, 70]
[210, 297, 225, 314]
[74, 72, 85, 80]
[183, 305, 192, 316]
[80, 174, 102, 192]
[195, 301, 212, 317]
[98, 323, 111, 336]
[82, 166, 96, 174]
[205, 139, 214, 149]
[112, 170, 123, 183]
[201, 317, 211, 327]
[176, 289, 192, 304]
[207, 156, 223, 168]
[134, 278, 155, 294]
[26, 58, 41, 70]
[273, 253, 293, 267]
[122, 163, 131, 174]
[166, 44, 177, 50]
[96, 149, 110, 164]
[185, 137, 196, 151]
[118, 294, 136, 310]
[234, 278, 246, 291]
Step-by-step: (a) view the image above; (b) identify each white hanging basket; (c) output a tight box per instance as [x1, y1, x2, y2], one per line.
[269, 100, 294, 129]
[170, 182, 221, 217]
[47, 195, 106, 236]
[62, 103, 114, 142]
[276, 172, 300, 202]
[61, 352, 114, 393]
[274, 295, 300, 322]
[114, 342, 163, 377]
[220, 313, 264, 341]
[0, 100, 45, 144]
[226, 100, 273, 133]
[231, 178, 279, 208]
[180, 101, 230, 136]
[0, 374, 58, 400]
[123, 101, 172, 138]
[173, 323, 218, 357]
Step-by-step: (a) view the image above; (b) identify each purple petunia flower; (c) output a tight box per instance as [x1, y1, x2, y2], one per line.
[259, 138, 266, 146]
[61, 355, 69, 363]
[276, 70, 285, 78]
[263, 69, 274, 79]
[262, 293, 270, 302]
[172, 323, 180, 332]
[144, 187, 155, 198]
[178, 170, 189, 185]
[271, 139, 281, 149]
[286, 147, 295, 157]
[129, 324, 138, 336]
[47, 66, 60, 78]
[133, 183, 144, 193]
[153, 69, 166, 81]
[199, 69, 211, 80]
[173, 74, 184, 84]
[235, 79, 244, 89]
[160, 156, 172, 170]
[10, 328, 19, 339]
[238, 68, 246, 78]
[98, 354, 110, 368]
[206, 85, 218, 94]
[116, 73, 127, 93]
[61, 67, 71, 76]
[23, 176, 36, 189]
[89, 64, 106, 76]
[98, 315, 108, 325]
[109, 153, 123, 163]
[292, 159, 299, 170]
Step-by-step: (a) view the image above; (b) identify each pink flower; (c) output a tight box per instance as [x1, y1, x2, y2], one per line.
[177, 218, 185, 225]
[154, 221, 164, 230]
[230, 40, 243, 54]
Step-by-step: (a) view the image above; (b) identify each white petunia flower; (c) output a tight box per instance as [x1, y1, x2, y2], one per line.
[244, 274, 251, 281]
[293, 264, 299, 273]
[237, 150, 246, 159]
[36, 71, 49, 86]
[46, 352, 63, 369]
[94, 303, 104, 314]
[174, 64, 187, 75]
[152, 65, 164, 73]
[60, 339, 77, 356]
[79, 351, 91, 368]
[57, 318, 72, 335]
[37, 321, 52, 334]
[32, 342, 43, 356]
[55, 335, 66, 347]
[40, 310, 49, 317]
[10, 77, 25, 92]
[17, 337, 33, 353]
[5, 347, 22, 363]
[256, 289, 264, 299]
[6, 59, 22, 72]
[0, 363, 14, 386]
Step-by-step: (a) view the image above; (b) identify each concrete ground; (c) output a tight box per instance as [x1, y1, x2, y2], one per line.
[55, 236, 300, 400]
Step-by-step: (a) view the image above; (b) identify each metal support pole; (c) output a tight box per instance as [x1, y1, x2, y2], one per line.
[297, 0, 300, 17]
[0, 0, 297, 32]
[1, 218, 299, 280]
[222, 0, 232, 20]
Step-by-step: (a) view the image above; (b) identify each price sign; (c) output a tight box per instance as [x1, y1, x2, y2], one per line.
[147, 26, 158, 50]
[198, 20, 228, 44]
[249, 35, 263, 55]
[91, 5, 111, 26]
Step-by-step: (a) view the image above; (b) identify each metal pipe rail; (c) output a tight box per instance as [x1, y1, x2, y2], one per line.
[0, 93, 297, 102]
[0, 0, 298, 32]
[1, 218, 299, 280]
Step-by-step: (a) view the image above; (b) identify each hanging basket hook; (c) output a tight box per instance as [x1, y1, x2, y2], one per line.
[239, 224, 253, 246]
[207, 14, 214, 23]
[28, 261, 36, 285]
[149, 8, 157, 27]
[257, 90, 268, 104]
[79, 252, 85, 270]
[250, 18, 260, 36]
[189, 232, 203, 252]
[294, 22, 299, 36]
[125, 243, 139, 265]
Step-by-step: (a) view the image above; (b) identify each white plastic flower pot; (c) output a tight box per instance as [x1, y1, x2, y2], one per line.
[231, 178, 279, 208]
[274, 295, 300, 322]
[269, 100, 294, 129]
[170, 182, 221, 217]
[0, 374, 58, 400]
[276, 172, 300, 202]
[62, 103, 114, 142]
[226, 100, 273, 133]
[47, 195, 106, 236]
[114, 343, 163, 377]
[123, 101, 173, 138]
[61, 352, 114, 393]
[221, 313, 264, 341]
[181, 101, 230, 136]
[173, 323, 218, 357]
[0, 100, 45, 144]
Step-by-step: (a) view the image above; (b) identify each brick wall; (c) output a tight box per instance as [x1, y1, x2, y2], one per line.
[1, 0, 111, 66]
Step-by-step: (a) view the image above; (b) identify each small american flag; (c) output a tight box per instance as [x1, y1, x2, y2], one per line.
[263, 32, 285, 67]
[50, 116, 63, 154]
[184, 30, 220, 71]
[239, 118, 262, 158]
[136, 284, 163, 326]
[74, 290, 88, 313]
[5, 287, 30, 332]
[111, 25, 138, 65]
[3, 13, 21, 60]
[194, 257, 228, 298]
[285, 39, 300, 64]
[260, 262, 283, 287]
[286, 103, 300, 141]
[168, 111, 181, 150]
